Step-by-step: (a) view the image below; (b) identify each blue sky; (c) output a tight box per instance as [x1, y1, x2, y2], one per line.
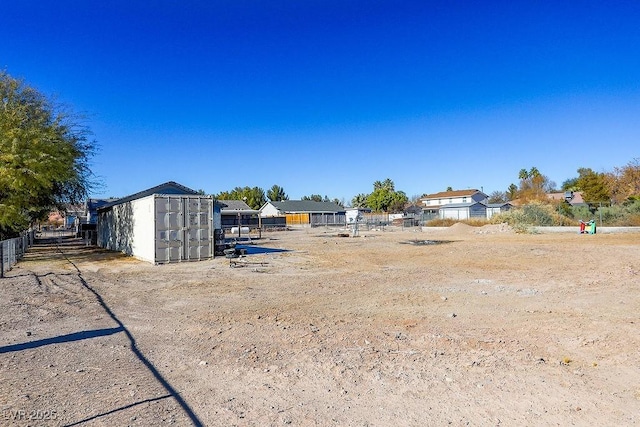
[2, 1, 639, 203]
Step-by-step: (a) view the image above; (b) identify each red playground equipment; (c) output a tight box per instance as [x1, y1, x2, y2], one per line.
[579, 219, 596, 234]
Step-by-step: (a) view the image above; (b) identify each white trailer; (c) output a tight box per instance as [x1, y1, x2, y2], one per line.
[97, 194, 221, 264]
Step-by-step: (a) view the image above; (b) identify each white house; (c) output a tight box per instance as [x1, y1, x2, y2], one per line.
[437, 201, 512, 220]
[420, 189, 512, 220]
[421, 189, 488, 208]
[421, 189, 488, 218]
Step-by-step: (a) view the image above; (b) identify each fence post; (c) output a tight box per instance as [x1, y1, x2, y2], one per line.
[1, 242, 4, 278]
[10, 239, 15, 268]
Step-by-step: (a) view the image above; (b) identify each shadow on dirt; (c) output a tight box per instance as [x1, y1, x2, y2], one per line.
[401, 240, 455, 245]
[0, 327, 124, 353]
[64, 394, 173, 426]
[234, 244, 289, 255]
[22, 236, 131, 264]
[12, 236, 204, 427]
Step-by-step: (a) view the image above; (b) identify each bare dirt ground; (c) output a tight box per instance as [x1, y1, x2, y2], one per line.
[1, 224, 639, 426]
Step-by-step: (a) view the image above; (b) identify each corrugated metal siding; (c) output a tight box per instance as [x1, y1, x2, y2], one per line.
[98, 195, 220, 264]
[97, 201, 137, 256]
[155, 195, 214, 263]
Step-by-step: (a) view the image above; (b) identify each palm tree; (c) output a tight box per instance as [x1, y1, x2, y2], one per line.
[381, 178, 395, 191]
[351, 193, 369, 208]
[518, 168, 529, 180]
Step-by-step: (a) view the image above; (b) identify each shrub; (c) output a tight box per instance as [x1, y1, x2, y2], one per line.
[491, 202, 567, 232]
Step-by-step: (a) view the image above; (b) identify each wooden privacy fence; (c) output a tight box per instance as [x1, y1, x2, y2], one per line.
[285, 213, 347, 227]
[286, 213, 310, 225]
[0, 231, 35, 278]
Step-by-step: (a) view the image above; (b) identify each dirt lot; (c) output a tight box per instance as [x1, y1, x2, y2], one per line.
[1, 224, 639, 426]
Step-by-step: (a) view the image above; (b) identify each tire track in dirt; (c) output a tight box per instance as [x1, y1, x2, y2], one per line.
[0, 237, 203, 426]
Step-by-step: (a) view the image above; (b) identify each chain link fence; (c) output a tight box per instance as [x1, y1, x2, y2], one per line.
[1, 231, 35, 278]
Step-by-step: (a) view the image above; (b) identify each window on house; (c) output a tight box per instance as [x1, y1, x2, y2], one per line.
[449, 198, 453, 203]
[463, 197, 467, 203]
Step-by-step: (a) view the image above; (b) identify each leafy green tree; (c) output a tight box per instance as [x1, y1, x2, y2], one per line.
[576, 168, 610, 204]
[372, 179, 396, 192]
[300, 194, 342, 205]
[266, 184, 288, 202]
[561, 177, 579, 191]
[215, 186, 265, 209]
[301, 194, 325, 202]
[351, 193, 369, 208]
[365, 179, 408, 212]
[0, 71, 97, 238]
[389, 191, 409, 212]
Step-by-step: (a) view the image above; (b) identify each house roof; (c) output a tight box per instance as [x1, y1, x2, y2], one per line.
[98, 181, 198, 210]
[421, 189, 486, 200]
[486, 202, 512, 208]
[439, 202, 485, 209]
[547, 191, 586, 205]
[266, 200, 345, 213]
[424, 201, 511, 210]
[219, 200, 259, 214]
[86, 198, 119, 211]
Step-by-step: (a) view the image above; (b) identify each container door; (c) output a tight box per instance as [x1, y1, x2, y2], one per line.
[155, 196, 184, 263]
[183, 197, 212, 261]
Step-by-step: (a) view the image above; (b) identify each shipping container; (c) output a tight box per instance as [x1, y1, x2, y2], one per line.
[97, 194, 221, 264]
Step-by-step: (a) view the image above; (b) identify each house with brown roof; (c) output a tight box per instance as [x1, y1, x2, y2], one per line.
[419, 189, 510, 220]
[547, 191, 588, 207]
[420, 189, 488, 217]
